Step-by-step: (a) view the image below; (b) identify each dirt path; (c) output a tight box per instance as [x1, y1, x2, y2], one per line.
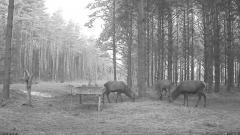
[0, 83, 240, 135]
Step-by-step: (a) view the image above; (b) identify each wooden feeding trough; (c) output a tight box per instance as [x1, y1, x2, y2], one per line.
[70, 86, 104, 112]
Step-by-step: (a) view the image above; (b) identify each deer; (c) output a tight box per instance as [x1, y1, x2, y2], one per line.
[168, 80, 206, 107]
[155, 80, 174, 100]
[102, 81, 135, 104]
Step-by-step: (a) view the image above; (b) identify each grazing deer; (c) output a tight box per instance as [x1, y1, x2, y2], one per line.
[168, 80, 206, 107]
[155, 80, 174, 100]
[102, 81, 135, 104]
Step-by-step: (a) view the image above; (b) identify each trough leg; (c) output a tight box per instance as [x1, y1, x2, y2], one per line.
[70, 94, 74, 113]
[186, 94, 188, 107]
[102, 93, 105, 104]
[98, 95, 101, 111]
[79, 94, 82, 104]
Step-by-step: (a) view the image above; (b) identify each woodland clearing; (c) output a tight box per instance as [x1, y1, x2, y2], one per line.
[0, 82, 240, 135]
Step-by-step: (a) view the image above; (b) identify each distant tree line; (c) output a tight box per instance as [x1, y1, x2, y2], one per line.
[0, 0, 115, 84]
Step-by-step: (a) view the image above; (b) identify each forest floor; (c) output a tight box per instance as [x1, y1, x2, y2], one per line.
[0, 82, 240, 135]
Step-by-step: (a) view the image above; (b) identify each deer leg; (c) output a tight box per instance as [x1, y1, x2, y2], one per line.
[168, 87, 171, 96]
[156, 87, 161, 100]
[163, 89, 167, 97]
[183, 93, 187, 106]
[115, 93, 118, 103]
[106, 92, 111, 103]
[159, 89, 163, 101]
[102, 91, 106, 104]
[115, 92, 122, 103]
[195, 93, 202, 107]
[120, 92, 123, 103]
[202, 93, 207, 107]
[199, 93, 206, 107]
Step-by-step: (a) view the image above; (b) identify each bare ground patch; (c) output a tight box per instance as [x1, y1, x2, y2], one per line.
[0, 83, 240, 135]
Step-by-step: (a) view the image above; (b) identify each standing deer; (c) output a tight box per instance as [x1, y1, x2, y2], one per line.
[155, 80, 174, 100]
[102, 81, 135, 104]
[168, 80, 206, 107]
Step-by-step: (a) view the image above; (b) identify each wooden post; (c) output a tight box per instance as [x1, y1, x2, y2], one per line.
[70, 94, 73, 113]
[98, 95, 101, 111]
[79, 95, 82, 104]
[21, 69, 33, 107]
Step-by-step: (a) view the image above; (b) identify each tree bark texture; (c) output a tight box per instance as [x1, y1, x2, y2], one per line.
[137, 0, 146, 97]
[2, 0, 14, 100]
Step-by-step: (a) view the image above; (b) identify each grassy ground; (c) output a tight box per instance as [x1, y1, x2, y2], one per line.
[0, 82, 240, 135]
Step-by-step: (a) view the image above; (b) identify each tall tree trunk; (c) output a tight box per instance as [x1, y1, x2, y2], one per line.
[175, 8, 179, 85]
[161, 4, 165, 80]
[2, 0, 14, 100]
[167, 6, 173, 81]
[151, 15, 154, 86]
[227, 0, 233, 91]
[127, 0, 132, 88]
[183, 8, 187, 81]
[203, 0, 213, 92]
[137, 0, 146, 97]
[208, 8, 213, 93]
[157, 2, 161, 81]
[203, 2, 208, 83]
[146, 0, 150, 86]
[213, 0, 220, 93]
[187, 0, 190, 81]
[112, 0, 117, 81]
[191, 4, 194, 80]
[224, 17, 227, 85]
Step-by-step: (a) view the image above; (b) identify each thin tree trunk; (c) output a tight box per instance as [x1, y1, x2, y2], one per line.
[157, 2, 161, 81]
[151, 15, 154, 86]
[183, 8, 187, 81]
[213, 0, 220, 93]
[113, 0, 117, 81]
[227, 0, 233, 91]
[203, 2, 208, 83]
[175, 9, 179, 85]
[161, 5, 165, 80]
[146, 0, 150, 86]
[198, 60, 201, 80]
[191, 5, 194, 80]
[167, 6, 173, 81]
[187, 0, 190, 81]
